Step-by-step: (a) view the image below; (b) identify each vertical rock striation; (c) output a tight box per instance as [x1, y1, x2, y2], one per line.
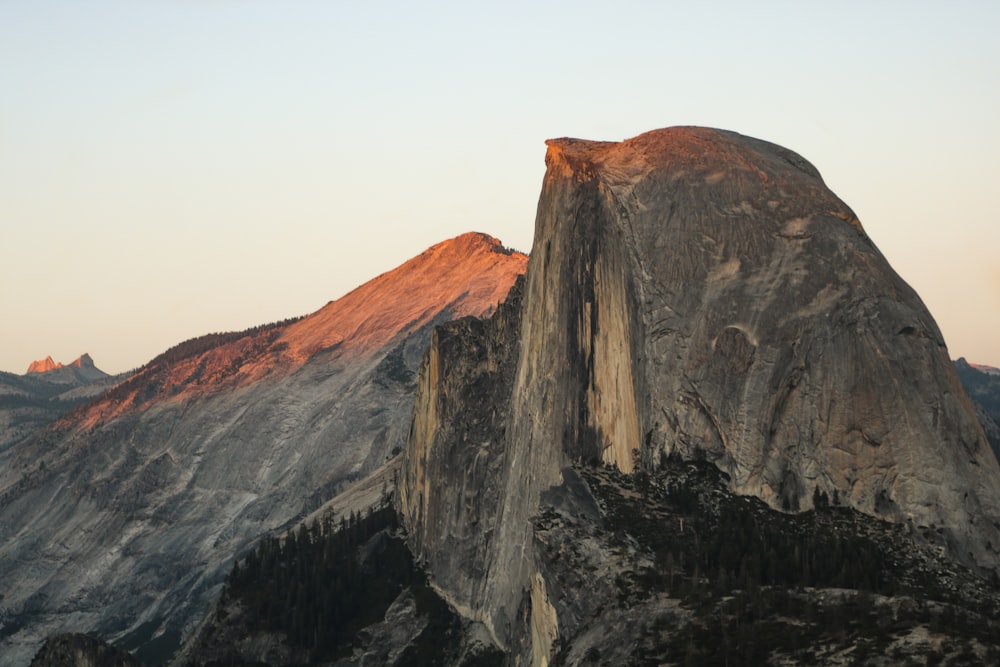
[399, 277, 524, 630]
[398, 127, 1000, 662]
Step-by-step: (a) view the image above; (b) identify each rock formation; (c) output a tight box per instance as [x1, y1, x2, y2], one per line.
[0, 233, 526, 666]
[26, 356, 62, 374]
[398, 127, 1000, 662]
[23, 354, 107, 384]
[399, 277, 524, 631]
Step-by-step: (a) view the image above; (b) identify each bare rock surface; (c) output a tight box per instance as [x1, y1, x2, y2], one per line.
[25, 354, 108, 385]
[398, 127, 1000, 660]
[399, 276, 524, 630]
[0, 233, 526, 666]
[26, 356, 63, 374]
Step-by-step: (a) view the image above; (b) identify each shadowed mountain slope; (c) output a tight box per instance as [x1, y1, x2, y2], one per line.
[0, 232, 526, 666]
[955, 358, 1000, 462]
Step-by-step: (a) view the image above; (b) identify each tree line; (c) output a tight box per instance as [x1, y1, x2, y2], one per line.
[222, 503, 420, 661]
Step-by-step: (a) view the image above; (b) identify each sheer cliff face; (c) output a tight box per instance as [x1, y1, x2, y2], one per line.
[398, 278, 524, 624]
[400, 127, 1000, 656]
[546, 128, 1000, 556]
[0, 233, 526, 666]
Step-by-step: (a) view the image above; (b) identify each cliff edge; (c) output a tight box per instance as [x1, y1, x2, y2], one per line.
[399, 127, 1000, 658]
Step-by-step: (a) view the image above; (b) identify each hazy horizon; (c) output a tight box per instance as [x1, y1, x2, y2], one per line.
[2, 1, 998, 374]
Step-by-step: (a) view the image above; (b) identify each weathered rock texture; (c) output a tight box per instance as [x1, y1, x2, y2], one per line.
[398, 127, 1000, 662]
[399, 277, 524, 629]
[0, 233, 526, 666]
[26, 356, 62, 374]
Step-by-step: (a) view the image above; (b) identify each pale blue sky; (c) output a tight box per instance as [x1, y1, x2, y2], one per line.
[2, 1, 998, 373]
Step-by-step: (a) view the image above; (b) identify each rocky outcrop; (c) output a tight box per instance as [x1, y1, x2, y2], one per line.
[23, 354, 106, 383]
[26, 356, 62, 374]
[398, 127, 1000, 661]
[0, 233, 526, 666]
[24, 354, 107, 385]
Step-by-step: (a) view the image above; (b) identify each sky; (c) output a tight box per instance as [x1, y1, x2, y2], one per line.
[1, 1, 998, 374]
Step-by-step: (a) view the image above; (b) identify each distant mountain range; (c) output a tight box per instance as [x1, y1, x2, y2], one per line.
[25, 353, 108, 382]
[0, 354, 117, 454]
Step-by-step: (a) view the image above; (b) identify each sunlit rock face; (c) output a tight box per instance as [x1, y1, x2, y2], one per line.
[25, 353, 105, 379]
[26, 356, 62, 374]
[540, 128, 1000, 556]
[399, 127, 1000, 661]
[0, 233, 526, 666]
[23, 354, 108, 385]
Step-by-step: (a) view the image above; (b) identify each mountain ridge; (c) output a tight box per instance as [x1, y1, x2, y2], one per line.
[26, 356, 62, 374]
[0, 232, 527, 666]
[971, 361, 1000, 376]
[56, 232, 523, 432]
[24, 353, 106, 384]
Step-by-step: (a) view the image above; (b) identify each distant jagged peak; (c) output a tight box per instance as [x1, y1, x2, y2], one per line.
[26, 355, 63, 374]
[26, 353, 98, 374]
[69, 353, 96, 369]
[24, 353, 108, 388]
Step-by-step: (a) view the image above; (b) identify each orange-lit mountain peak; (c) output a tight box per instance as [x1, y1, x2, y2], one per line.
[68, 353, 96, 369]
[64, 233, 527, 428]
[26, 356, 63, 374]
[279, 232, 527, 362]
